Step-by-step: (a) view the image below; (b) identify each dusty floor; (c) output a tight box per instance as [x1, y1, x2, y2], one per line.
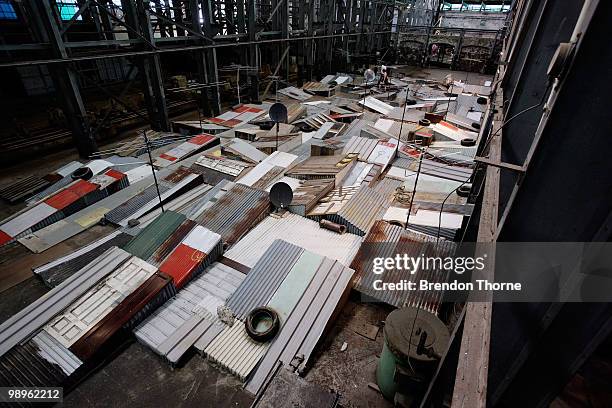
[306, 299, 394, 408]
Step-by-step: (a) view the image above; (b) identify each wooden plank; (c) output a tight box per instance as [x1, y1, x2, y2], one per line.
[451, 87, 503, 408]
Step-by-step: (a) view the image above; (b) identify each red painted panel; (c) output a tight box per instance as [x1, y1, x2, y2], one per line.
[189, 134, 216, 145]
[0, 230, 12, 245]
[45, 189, 80, 210]
[159, 243, 206, 288]
[68, 180, 98, 196]
[105, 169, 126, 180]
[222, 119, 241, 128]
[233, 105, 249, 113]
[159, 153, 177, 161]
[247, 107, 263, 113]
[440, 121, 459, 131]
[208, 117, 225, 124]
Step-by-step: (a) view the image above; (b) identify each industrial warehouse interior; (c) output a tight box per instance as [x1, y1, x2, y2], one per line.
[0, 0, 610, 407]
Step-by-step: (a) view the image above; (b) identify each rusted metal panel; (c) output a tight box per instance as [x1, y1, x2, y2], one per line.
[288, 179, 335, 216]
[351, 220, 456, 310]
[193, 183, 270, 245]
[70, 272, 174, 361]
[328, 185, 392, 236]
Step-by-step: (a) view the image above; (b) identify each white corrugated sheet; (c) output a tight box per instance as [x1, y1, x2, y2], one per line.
[237, 151, 298, 187]
[224, 212, 362, 268]
[204, 321, 270, 381]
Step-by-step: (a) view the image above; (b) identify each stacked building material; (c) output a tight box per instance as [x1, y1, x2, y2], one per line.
[157, 226, 223, 289]
[153, 134, 219, 168]
[33, 231, 133, 287]
[224, 212, 362, 268]
[207, 104, 266, 128]
[0, 169, 128, 246]
[123, 211, 187, 260]
[191, 155, 252, 185]
[134, 262, 246, 364]
[350, 220, 457, 309]
[192, 182, 270, 245]
[104, 166, 201, 226]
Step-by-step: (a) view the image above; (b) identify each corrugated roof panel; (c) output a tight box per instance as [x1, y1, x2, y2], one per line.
[351, 220, 456, 309]
[0, 340, 67, 387]
[224, 213, 362, 268]
[204, 321, 269, 381]
[327, 185, 391, 236]
[267, 251, 322, 323]
[35, 232, 133, 288]
[342, 136, 379, 161]
[148, 219, 196, 266]
[0, 247, 131, 358]
[43, 256, 157, 348]
[123, 211, 186, 260]
[194, 183, 270, 245]
[246, 255, 355, 394]
[226, 239, 304, 320]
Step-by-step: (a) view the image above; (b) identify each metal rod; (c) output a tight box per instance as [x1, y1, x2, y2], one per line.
[142, 129, 164, 212]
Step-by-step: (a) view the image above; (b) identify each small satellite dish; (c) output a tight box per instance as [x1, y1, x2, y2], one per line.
[270, 182, 293, 209]
[364, 69, 375, 83]
[269, 102, 288, 123]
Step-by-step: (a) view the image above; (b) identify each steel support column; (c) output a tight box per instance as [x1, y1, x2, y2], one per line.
[30, 0, 98, 157]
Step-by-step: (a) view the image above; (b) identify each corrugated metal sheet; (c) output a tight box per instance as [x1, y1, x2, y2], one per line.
[137, 183, 214, 228]
[158, 226, 222, 288]
[191, 155, 251, 185]
[342, 136, 379, 161]
[135, 262, 245, 364]
[0, 339, 68, 387]
[278, 86, 313, 101]
[224, 213, 362, 268]
[326, 185, 391, 236]
[351, 220, 456, 309]
[44, 256, 157, 348]
[287, 179, 335, 216]
[236, 151, 298, 187]
[104, 167, 200, 226]
[0, 176, 51, 204]
[193, 182, 270, 245]
[222, 137, 269, 163]
[358, 96, 393, 114]
[246, 253, 355, 394]
[0, 247, 131, 357]
[34, 231, 133, 288]
[226, 239, 303, 320]
[204, 321, 269, 381]
[393, 156, 473, 183]
[123, 211, 186, 260]
[153, 134, 218, 168]
[148, 219, 196, 266]
[19, 176, 154, 253]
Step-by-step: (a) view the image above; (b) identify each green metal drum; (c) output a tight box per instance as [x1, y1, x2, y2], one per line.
[376, 307, 450, 401]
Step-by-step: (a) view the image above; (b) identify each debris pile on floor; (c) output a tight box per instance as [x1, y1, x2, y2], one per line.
[0, 69, 491, 405]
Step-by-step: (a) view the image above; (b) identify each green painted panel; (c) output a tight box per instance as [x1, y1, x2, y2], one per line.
[122, 211, 186, 260]
[267, 252, 323, 324]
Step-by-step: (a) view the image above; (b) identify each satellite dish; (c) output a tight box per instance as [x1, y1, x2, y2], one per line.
[364, 69, 375, 83]
[269, 102, 288, 123]
[270, 182, 293, 209]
